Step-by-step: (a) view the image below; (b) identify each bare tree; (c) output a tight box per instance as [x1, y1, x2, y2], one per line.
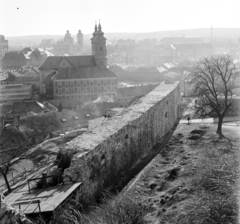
[0, 127, 28, 192]
[191, 55, 238, 135]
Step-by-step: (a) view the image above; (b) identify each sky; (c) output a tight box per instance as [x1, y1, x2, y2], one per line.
[1, 0, 240, 37]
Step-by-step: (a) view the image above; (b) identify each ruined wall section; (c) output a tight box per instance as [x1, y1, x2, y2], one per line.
[63, 82, 181, 199]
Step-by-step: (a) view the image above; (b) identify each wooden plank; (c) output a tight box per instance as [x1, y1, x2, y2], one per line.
[8, 183, 82, 214]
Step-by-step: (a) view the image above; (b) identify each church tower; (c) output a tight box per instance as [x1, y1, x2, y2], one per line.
[77, 30, 83, 50]
[91, 22, 107, 67]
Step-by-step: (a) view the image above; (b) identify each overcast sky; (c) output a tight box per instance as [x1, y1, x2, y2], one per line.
[1, 0, 240, 37]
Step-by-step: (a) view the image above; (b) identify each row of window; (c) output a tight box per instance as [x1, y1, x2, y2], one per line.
[54, 78, 118, 87]
[2, 85, 27, 89]
[0, 94, 31, 99]
[0, 90, 30, 94]
[3, 65, 22, 69]
[55, 85, 117, 94]
[55, 93, 115, 100]
[4, 60, 25, 64]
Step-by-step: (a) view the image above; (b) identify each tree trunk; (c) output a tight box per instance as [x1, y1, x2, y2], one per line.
[216, 116, 223, 136]
[0, 167, 11, 193]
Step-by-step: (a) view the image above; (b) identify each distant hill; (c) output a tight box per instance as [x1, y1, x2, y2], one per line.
[6, 28, 240, 47]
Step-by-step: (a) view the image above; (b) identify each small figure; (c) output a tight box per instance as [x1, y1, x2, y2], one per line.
[187, 115, 191, 125]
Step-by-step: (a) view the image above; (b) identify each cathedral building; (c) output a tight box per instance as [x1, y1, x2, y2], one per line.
[39, 23, 118, 101]
[53, 30, 83, 56]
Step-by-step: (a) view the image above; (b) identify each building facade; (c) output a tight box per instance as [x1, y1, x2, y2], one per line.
[2, 51, 27, 70]
[53, 69, 118, 100]
[0, 83, 32, 105]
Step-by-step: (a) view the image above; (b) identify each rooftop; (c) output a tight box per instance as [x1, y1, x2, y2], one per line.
[55, 67, 117, 80]
[2, 51, 27, 61]
[39, 55, 96, 70]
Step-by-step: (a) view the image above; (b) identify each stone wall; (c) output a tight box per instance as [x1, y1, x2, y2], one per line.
[63, 82, 181, 200]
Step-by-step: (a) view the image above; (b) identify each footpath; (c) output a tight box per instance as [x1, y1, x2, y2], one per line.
[180, 116, 240, 124]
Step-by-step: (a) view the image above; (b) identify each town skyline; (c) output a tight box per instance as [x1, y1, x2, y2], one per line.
[1, 0, 240, 36]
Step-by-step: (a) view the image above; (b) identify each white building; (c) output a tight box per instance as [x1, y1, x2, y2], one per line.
[0, 83, 32, 105]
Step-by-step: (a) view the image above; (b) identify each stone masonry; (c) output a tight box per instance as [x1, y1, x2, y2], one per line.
[63, 82, 181, 200]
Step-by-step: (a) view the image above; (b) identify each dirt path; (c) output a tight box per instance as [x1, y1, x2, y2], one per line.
[124, 123, 240, 224]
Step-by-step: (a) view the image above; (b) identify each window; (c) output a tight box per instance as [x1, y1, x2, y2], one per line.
[94, 86, 97, 92]
[74, 80, 77, 86]
[55, 82, 58, 87]
[100, 46, 103, 51]
[93, 79, 97, 85]
[62, 81, 65, 86]
[87, 86, 90, 92]
[83, 80, 86, 86]
[107, 79, 111, 84]
[101, 79, 104, 85]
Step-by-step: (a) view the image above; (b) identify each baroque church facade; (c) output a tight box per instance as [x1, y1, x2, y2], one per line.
[39, 23, 118, 101]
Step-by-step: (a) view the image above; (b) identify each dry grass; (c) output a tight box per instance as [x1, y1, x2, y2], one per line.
[177, 145, 239, 224]
[51, 192, 147, 224]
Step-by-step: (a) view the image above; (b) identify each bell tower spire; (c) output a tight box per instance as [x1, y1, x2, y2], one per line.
[91, 21, 107, 67]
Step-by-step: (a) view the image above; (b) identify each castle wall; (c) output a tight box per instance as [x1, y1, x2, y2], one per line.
[63, 82, 181, 200]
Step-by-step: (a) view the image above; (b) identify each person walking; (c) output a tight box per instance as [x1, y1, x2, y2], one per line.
[187, 115, 191, 125]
